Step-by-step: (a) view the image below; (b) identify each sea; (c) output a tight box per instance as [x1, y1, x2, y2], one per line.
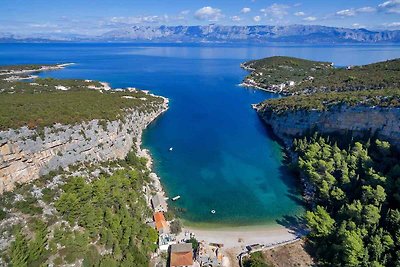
[1, 43, 400, 228]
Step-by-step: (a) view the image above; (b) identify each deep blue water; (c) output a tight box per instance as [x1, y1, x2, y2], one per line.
[1, 43, 400, 227]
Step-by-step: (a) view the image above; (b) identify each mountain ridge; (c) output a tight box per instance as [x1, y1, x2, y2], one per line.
[2, 24, 400, 43]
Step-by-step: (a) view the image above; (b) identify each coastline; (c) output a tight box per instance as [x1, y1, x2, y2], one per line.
[134, 94, 299, 254]
[134, 69, 304, 267]
[136, 94, 169, 193]
[136, 95, 169, 169]
[134, 88, 302, 251]
[183, 224, 298, 249]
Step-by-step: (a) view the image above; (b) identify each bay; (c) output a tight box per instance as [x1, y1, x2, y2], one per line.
[1, 43, 400, 227]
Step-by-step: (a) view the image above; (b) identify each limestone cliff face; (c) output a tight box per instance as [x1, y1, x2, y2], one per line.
[0, 102, 168, 193]
[256, 105, 400, 148]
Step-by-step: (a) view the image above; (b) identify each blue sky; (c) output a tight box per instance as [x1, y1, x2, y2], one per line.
[1, 0, 399, 35]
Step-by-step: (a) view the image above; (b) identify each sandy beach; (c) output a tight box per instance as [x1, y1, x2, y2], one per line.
[183, 224, 297, 249]
[181, 224, 298, 267]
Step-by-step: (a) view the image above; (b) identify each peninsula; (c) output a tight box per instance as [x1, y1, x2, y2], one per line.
[0, 64, 171, 266]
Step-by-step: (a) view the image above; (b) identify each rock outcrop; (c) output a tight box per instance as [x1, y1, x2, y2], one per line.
[256, 105, 400, 149]
[0, 100, 168, 193]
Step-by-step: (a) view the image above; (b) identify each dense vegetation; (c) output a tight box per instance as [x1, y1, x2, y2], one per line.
[246, 57, 400, 266]
[256, 87, 400, 113]
[243, 56, 400, 95]
[0, 64, 167, 266]
[0, 64, 56, 72]
[0, 66, 164, 130]
[293, 135, 400, 266]
[1, 152, 158, 266]
[243, 251, 271, 267]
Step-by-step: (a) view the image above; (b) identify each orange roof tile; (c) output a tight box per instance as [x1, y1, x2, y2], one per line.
[154, 212, 167, 231]
[170, 251, 193, 266]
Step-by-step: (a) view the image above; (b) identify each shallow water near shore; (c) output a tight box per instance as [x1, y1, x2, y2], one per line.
[1, 43, 400, 227]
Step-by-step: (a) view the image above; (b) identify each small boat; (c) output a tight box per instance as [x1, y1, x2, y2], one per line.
[169, 147, 173, 151]
[211, 210, 216, 214]
[172, 195, 181, 201]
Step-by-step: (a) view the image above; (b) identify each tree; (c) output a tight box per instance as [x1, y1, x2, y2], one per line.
[10, 230, 28, 267]
[99, 255, 118, 267]
[28, 220, 48, 264]
[331, 186, 346, 203]
[362, 185, 386, 207]
[105, 229, 114, 250]
[80, 204, 102, 236]
[375, 139, 391, 157]
[362, 205, 381, 226]
[243, 252, 269, 267]
[113, 243, 123, 261]
[343, 200, 363, 224]
[305, 206, 335, 238]
[120, 252, 135, 267]
[340, 229, 364, 267]
[296, 136, 400, 266]
[82, 245, 100, 267]
[55, 192, 80, 222]
[186, 238, 198, 251]
[170, 220, 182, 235]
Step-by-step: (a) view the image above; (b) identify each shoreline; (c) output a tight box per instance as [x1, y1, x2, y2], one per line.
[136, 95, 169, 170]
[136, 94, 169, 195]
[182, 222, 299, 250]
[134, 82, 303, 264]
[135, 90, 302, 253]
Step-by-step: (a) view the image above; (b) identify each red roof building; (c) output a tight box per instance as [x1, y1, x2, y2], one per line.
[170, 243, 194, 267]
[154, 212, 169, 233]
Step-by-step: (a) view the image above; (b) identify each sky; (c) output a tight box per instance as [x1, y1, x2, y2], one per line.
[1, 0, 399, 35]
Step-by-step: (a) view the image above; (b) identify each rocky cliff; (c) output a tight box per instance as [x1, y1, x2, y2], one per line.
[0, 100, 168, 193]
[256, 105, 400, 149]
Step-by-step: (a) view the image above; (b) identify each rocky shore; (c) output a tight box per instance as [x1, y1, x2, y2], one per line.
[136, 96, 169, 191]
[255, 104, 400, 150]
[0, 91, 169, 193]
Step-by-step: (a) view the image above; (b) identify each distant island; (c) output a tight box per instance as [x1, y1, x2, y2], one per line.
[2, 24, 400, 43]
[242, 56, 400, 266]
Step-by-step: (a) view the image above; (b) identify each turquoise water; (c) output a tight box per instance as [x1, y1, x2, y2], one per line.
[1, 43, 400, 227]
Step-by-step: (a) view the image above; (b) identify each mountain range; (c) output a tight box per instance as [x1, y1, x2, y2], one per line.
[2, 25, 400, 43]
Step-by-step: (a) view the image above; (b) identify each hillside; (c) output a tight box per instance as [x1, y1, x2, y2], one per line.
[246, 57, 400, 266]
[248, 57, 400, 149]
[0, 64, 168, 192]
[0, 64, 169, 266]
[0, 64, 165, 130]
[242, 56, 400, 95]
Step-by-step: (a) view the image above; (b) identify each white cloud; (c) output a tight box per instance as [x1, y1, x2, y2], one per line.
[356, 6, 376, 13]
[294, 11, 305, 16]
[378, 0, 400, 14]
[180, 10, 190, 15]
[194, 6, 224, 21]
[231, 16, 242, 22]
[253, 16, 261, 22]
[352, 23, 366, 28]
[384, 21, 400, 27]
[303, 16, 317, 22]
[336, 6, 376, 17]
[336, 9, 356, 17]
[28, 23, 59, 29]
[260, 4, 290, 19]
[110, 15, 169, 24]
[241, 7, 251, 14]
